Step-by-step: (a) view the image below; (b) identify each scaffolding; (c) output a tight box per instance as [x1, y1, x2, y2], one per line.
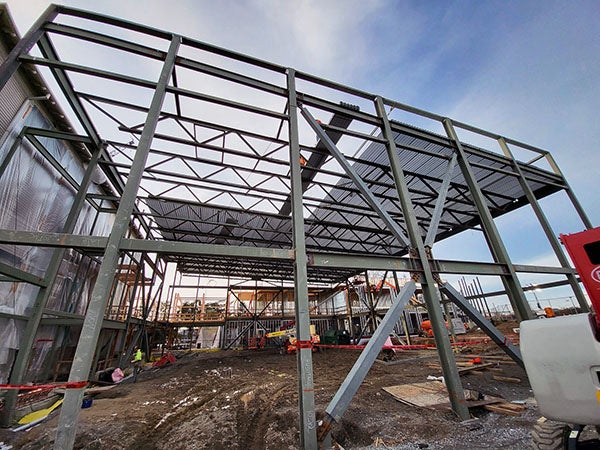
[0, 4, 593, 449]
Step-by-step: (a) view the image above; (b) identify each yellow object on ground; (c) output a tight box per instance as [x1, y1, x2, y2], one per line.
[17, 399, 63, 425]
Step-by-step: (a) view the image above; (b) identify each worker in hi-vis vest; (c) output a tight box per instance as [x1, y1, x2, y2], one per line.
[132, 346, 143, 382]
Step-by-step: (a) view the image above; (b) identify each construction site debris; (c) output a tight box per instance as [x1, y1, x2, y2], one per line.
[484, 402, 527, 416]
[383, 381, 451, 408]
[3, 344, 539, 449]
[111, 368, 124, 383]
[383, 378, 529, 416]
[152, 352, 177, 368]
[492, 375, 522, 383]
[15, 399, 63, 427]
[53, 384, 117, 397]
[426, 375, 444, 382]
[458, 363, 495, 373]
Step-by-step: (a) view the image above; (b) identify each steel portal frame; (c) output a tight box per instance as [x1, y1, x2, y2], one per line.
[0, 4, 594, 449]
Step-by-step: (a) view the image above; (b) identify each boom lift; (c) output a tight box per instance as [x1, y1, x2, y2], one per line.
[266, 324, 320, 354]
[521, 227, 600, 449]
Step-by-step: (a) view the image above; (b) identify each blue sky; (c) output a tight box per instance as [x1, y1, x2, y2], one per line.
[6, 0, 600, 309]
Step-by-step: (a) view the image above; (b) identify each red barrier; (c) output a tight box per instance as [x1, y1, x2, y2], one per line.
[314, 336, 518, 351]
[0, 381, 88, 391]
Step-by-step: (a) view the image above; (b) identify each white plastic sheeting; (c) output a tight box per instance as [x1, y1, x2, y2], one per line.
[0, 102, 114, 382]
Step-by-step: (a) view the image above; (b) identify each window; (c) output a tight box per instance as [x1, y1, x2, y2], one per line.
[583, 240, 600, 265]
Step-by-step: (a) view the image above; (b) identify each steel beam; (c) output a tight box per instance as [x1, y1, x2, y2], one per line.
[0, 4, 59, 89]
[443, 119, 533, 322]
[121, 238, 294, 260]
[40, 315, 126, 330]
[54, 35, 181, 450]
[26, 135, 81, 189]
[36, 36, 101, 146]
[23, 126, 93, 144]
[0, 311, 29, 321]
[323, 281, 416, 431]
[36, 33, 128, 204]
[376, 98, 469, 420]
[0, 261, 47, 287]
[0, 229, 293, 261]
[55, 4, 286, 73]
[0, 229, 107, 250]
[512, 264, 577, 275]
[441, 282, 523, 367]
[308, 252, 473, 274]
[20, 54, 286, 121]
[287, 69, 318, 450]
[0, 228, 571, 278]
[300, 106, 411, 248]
[480, 277, 581, 299]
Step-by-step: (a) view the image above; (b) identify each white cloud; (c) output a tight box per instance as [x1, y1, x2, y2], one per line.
[444, 3, 600, 224]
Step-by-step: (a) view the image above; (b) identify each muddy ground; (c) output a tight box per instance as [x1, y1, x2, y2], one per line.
[1, 334, 541, 450]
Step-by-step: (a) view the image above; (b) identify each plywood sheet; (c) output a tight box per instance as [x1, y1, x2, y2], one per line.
[383, 381, 449, 408]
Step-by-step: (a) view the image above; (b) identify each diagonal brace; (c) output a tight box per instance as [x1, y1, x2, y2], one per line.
[319, 281, 416, 443]
[440, 282, 523, 367]
[424, 153, 458, 247]
[300, 106, 411, 248]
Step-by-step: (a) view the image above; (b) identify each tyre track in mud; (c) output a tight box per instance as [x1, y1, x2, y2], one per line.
[236, 383, 290, 449]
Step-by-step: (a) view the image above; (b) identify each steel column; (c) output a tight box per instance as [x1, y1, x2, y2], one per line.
[364, 272, 378, 333]
[287, 68, 318, 449]
[0, 143, 103, 427]
[393, 271, 412, 344]
[54, 35, 181, 450]
[545, 153, 593, 230]
[498, 138, 589, 312]
[0, 132, 24, 180]
[443, 119, 533, 322]
[375, 98, 469, 420]
[286, 69, 317, 449]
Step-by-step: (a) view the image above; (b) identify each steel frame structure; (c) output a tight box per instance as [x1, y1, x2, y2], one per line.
[0, 5, 594, 449]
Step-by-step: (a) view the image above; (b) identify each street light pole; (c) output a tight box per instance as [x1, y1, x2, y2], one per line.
[569, 296, 578, 314]
[529, 284, 542, 310]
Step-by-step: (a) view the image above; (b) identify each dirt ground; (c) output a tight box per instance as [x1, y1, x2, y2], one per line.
[1, 332, 542, 450]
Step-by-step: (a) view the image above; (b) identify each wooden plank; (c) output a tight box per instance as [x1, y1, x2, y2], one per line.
[484, 403, 524, 416]
[464, 398, 504, 408]
[492, 375, 521, 383]
[458, 363, 494, 373]
[463, 354, 512, 361]
[53, 384, 117, 396]
[498, 402, 527, 411]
